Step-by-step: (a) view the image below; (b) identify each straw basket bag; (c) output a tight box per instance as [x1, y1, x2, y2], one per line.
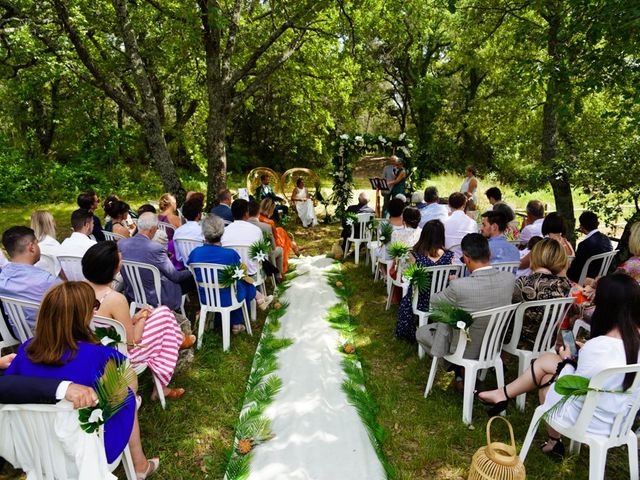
[468, 416, 526, 480]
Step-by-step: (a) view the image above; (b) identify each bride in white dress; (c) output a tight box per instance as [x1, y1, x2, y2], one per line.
[291, 178, 318, 227]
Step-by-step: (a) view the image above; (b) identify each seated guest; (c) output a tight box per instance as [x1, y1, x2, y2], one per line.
[222, 199, 263, 276]
[373, 198, 406, 262]
[492, 202, 519, 240]
[519, 212, 574, 272]
[77, 190, 105, 241]
[0, 226, 61, 330]
[31, 210, 62, 278]
[395, 220, 454, 341]
[4, 282, 157, 475]
[260, 198, 300, 273]
[158, 193, 182, 232]
[567, 211, 612, 283]
[118, 212, 194, 312]
[58, 209, 97, 257]
[188, 216, 258, 334]
[444, 192, 478, 256]
[340, 192, 375, 254]
[391, 207, 422, 249]
[291, 178, 318, 228]
[210, 189, 234, 225]
[247, 200, 284, 280]
[412, 191, 427, 210]
[84, 242, 192, 401]
[479, 272, 640, 457]
[519, 200, 545, 244]
[619, 222, 640, 283]
[104, 200, 133, 238]
[416, 234, 515, 390]
[419, 186, 448, 228]
[480, 210, 520, 263]
[255, 174, 288, 222]
[185, 191, 205, 203]
[511, 238, 572, 349]
[484, 187, 503, 210]
[173, 198, 205, 265]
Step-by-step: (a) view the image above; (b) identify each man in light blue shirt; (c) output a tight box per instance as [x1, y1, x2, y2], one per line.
[480, 211, 520, 264]
[0, 226, 61, 331]
[419, 186, 449, 228]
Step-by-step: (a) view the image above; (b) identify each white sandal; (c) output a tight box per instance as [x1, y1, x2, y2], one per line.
[136, 458, 159, 479]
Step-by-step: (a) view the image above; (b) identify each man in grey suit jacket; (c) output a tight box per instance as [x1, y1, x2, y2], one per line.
[416, 234, 515, 387]
[247, 200, 284, 279]
[118, 212, 194, 312]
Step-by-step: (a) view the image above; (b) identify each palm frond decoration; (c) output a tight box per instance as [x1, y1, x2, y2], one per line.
[344, 211, 358, 226]
[379, 222, 393, 245]
[388, 242, 410, 260]
[93, 326, 122, 348]
[402, 264, 431, 294]
[429, 302, 474, 329]
[219, 263, 247, 288]
[366, 217, 379, 232]
[78, 358, 136, 433]
[249, 237, 271, 263]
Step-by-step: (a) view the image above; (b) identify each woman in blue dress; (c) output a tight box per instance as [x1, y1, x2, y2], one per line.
[187, 214, 257, 334]
[5, 282, 159, 478]
[395, 220, 454, 342]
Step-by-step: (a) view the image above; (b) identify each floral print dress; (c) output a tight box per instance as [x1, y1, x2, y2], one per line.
[394, 250, 455, 342]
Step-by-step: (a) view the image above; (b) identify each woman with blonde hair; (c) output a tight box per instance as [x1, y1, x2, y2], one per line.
[158, 193, 182, 233]
[511, 238, 571, 348]
[5, 282, 160, 477]
[30, 210, 62, 278]
[619, 222, 640, 283]
[259, 198, 300, 273]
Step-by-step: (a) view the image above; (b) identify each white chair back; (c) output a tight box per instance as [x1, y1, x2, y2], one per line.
[188, 263, 242, 310]
[491, 261, 520, 275]
[578, 249, 619, 286]
[57, 255, 85, 281]
[174, 238, 203, 264]
[102, 230, 126, 242]
[348, 213, 373, 242]
[157, 222, 175, 237]
[120, 260, 162, 314]
[471, 303, 520, 366]
[90, 315, 129, 356]
[0, 296, 39, 343]
[0, 307, 19, 353]
[411, 264, 463, 314]
[36, 253, 59, 277]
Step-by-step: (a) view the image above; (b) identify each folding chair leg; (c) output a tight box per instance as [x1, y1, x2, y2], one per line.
[180, 294, 187, 318]
[628, 432, 638, 480]
[243, 303, 253, 336]
[418, 343, 425, 359]
[354, 243, 360, 264]
[344, 240, 350, 260]
[520, 407, 546, 461]
[222, 312, 231, 351]
[122, 446, 137, 480]
[151, 373, 166, 410]
[250, 299, 256, 321]
[424, 357, 439, 397]
[196, 307, 206, 349]
[588, 444, 608, 480]
[462, 366, 477, 425]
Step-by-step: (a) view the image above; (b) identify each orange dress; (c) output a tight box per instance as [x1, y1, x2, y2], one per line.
[259, 214, 292, 273]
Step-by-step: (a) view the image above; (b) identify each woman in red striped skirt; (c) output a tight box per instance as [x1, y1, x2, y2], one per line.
[82, 241, 195, 401]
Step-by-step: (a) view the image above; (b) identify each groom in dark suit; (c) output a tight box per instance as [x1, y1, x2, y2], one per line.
[567, 211, 612, 283]
[255, 175, 288, 222]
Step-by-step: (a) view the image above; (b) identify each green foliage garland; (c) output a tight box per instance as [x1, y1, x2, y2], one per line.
[249, 237, 272, 263]
[402, 264, 432, 294]
[429, 302, 474, 331]
[219, 263, 247, 288]
[93, 326, 122, 348]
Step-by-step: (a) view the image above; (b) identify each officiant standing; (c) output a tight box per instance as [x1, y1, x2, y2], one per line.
[381, 156, 398, 215]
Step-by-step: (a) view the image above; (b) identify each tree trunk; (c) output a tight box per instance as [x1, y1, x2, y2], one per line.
[144, 117, 185, 203]
[205, 105, 228, 210]
[541, 9, 576, 242]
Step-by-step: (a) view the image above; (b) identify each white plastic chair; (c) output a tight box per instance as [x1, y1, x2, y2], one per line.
[413, 264, 463, 358]
[102, 230, 126, 242]
[344, 213, 373, 265]
[503, 297, 575, 411]
[423, 303, 520, 424]
[188, 263, 251, 351]
[577, 250, 619, 286]
[37, 252, 60, 278]
[57, 255, 86, 281]
[224, 244, 267, 320]
[0, 402, 137, 480]
[0, 296, 39, 343]
[520, 364, 640, 480]
[120, 260, 187, 318]
[385, 256, 411, 310]
[0, 304, 20, 354]
[90, 315, 167, 410]
[157, 221, 176, 238]
[573, 318, 592, 337]
[491, 261, 520, 275]
[173, 238, 203, 265]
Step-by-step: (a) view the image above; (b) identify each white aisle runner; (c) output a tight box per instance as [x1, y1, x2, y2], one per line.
[248, 256, 386, 480]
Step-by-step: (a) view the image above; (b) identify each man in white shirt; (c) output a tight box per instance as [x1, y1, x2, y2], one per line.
[173, 197, 204, 264]
[444, 192, 478, 256]
[221, 199, 263, 275]
[58, 209, 97, 258]
[419, 186, 449, 228]
[247, 200, 284, 278]
[519, 200, 545, 243]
